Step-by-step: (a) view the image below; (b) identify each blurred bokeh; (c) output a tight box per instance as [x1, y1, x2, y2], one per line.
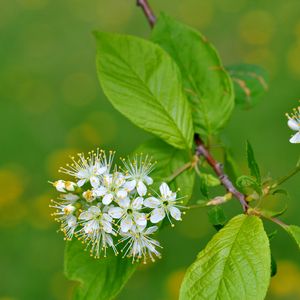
[1, 0, 300, 299]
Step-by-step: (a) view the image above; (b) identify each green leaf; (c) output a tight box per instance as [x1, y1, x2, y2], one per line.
[152, 13, 234, 137]
[95, 31, 193, 150]
[64, 239, 137, 300]
[236, 175, 261, 195]
[227, 64, 269, 109]
[134, 139, 195, 204]
[207, 206, 227, 231]
[199, 173, 220, 187]
[286, 225, 300, 250]
[270, 253, 277, 277]
[246, 141, 261, 184]
[179, 215, 271, 300]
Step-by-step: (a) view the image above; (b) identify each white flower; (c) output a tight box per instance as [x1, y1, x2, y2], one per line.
[144, 182, 182, 225]
[59, 150, 114, 187]
[53, 180, 66, 192]
[94, 172, 128, 205]
[108, 197, 147, 232]
[76, 206, 117, 258]
[82, 190, 96, 202]
[50, 199, 78, 239]
[286, 107, 300, 143]
[122, 155, 154, 196]
[119, 225, 161, 263]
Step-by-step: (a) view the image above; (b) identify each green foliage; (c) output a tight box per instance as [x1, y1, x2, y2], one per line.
[64, 240, 137, 300]
[207, 206, 227, 231]
[246, 141, 261, 184]
[286, 225, 300, 250]
[199, 173, 220, 187]
[236, 175, 261, 195]
[179, 215, 271, 300]
[152, 13, 234, 137]
[94, 31, 193, 150]
[134, 139, 195, 204]
[227, 64, 269, 109]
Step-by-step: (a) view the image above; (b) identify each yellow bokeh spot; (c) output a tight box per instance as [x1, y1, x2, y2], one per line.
[270, 260, 300, 297]
[239, 11, 275, 45]
[0, 169, 24, 207]
[62, 72, 97, 107]
[0, 201, 27, 228]
[67, 123, 102, 149]
[287, 42, 300, 77]
[46, 148, 79, 178]
[166, 270, 185, 300]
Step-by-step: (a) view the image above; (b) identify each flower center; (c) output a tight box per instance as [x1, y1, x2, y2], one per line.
[127, 208, 133, 214]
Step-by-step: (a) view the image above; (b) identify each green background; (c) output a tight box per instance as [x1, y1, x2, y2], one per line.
[1, 0, 300, 299]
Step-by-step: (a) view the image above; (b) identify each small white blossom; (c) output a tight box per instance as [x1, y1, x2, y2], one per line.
[76, 206, 117, 257]
[50, 149, 185, 262]
[108, 197, 147, 232]
[119, 226, 161, 263]
[59, 150, 114, 187]
[122, 155, 154, 196]
[286, 106, 300, 143]
[144, 182, 183, 225]
[94, 172, 128, 205]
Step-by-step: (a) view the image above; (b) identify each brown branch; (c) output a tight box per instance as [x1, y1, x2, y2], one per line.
[136, 0, 156, 28]
[194, 134, 249, 212]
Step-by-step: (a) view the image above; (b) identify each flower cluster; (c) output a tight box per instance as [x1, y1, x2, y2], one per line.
[286, 105, 300, 144]
[50, 149, 184, 263]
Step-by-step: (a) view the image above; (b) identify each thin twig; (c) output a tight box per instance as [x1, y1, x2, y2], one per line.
[194, 134, 249, 212]
[167, 162, 192, 183]
[136, 0, 156, 28]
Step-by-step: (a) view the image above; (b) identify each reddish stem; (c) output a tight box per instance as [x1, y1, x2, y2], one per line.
[136, 0, 156, 28]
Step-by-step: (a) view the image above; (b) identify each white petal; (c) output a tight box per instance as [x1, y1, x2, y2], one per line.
[169, 206, 182, 221]
[137, 181, 147, 196]
[79, 211, 93, 220]
[123, 180, 136, 191]
[67, 215, 77, 227]
[120, 216, 133, 232]
[77, 179, 86, 187]
[88, 206, 101, 216]
[90, 176, 100, 188]
[118, 197, 130, 208]
[102, 220, 112, 233]
[134, 213, 147, 227]
[145, 226, 158, 235]
[150, 207, 166, 223]
[62, 193, 79, 201]
[144, 197, 160, 208]
[102, 212, 112, 223]
[288, 119, 300, 131]
[132, 197, 143, 210]
[108, 207, 123, 219]
[93, 186, 107, 197]
[144, 176, 153, 185]
[290, 132, 300, 143]
[102, 193, 114, 205]
[117, 189, 127, 200]
[53, 180, 65, 192]
[159, 182, 171, 198]
[95, 166, 107, 175]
